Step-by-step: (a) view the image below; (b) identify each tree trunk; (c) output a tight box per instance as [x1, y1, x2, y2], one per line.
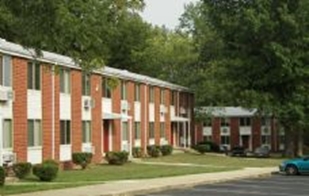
[297, 129, 304, 157]
[284, 128, 296, 158]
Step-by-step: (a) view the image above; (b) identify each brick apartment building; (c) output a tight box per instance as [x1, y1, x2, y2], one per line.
[195, 107, 285, 152]
[0, 39, 194, 165]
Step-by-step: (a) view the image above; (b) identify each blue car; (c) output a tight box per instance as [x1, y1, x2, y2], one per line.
[279, 156, 309, 175]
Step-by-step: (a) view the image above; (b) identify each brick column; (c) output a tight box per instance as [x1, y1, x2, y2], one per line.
[140, 84, 148, 153]
[212, 118, 221, 145]
[252, 117, 261, 150]
[91, 74, 102, 163]
[13, 57, 28, 162]
[54, 73, 60, 160]
[112, 83, 121, 151]
[127, 82, 135, 147]
[230, 117, 239, 148]
[154, 87, 160, 145]
[71, 70, 82, 152]
[42, 65, 53, 159]
[165, 89, 171, 144]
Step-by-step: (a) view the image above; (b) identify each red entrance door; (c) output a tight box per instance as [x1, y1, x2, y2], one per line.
[103, 120, 110, 152]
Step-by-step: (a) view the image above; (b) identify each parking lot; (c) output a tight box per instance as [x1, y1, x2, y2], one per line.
[139, 175, 309, 196]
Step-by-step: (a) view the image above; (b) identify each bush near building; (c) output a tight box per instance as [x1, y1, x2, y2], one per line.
[72, 153, 93, 169]
[12, 162, 32, 179]
[33, 160, 59, 182]
[105, 151, 129, 165]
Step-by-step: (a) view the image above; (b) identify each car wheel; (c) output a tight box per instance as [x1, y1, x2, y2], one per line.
[285, 165, 298, 175]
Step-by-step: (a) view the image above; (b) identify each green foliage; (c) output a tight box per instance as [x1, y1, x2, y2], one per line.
[147, 145, 161, 158]
[12, 162, 32, 179]
[105, 151, 129, 165]
[33, 161, 59, 182]
[132, 147, 143, 158]
[0, 167, 5, 186]
[192, 144, 210, 154]
[72, 153, 93, 169]
[160, 145, 173, 156]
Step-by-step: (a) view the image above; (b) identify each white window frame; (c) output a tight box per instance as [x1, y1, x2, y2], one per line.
[27, 62, 41, 90]
[60, 120, 71, 145]
[220, 135, 230, 145]
[28, 120, 42, 147]
[60, 68, 71, 94]
[121, 81, 127, 100]
[82, 121, 91, 143]
[149, 122, 155, 138]
[102, 78, 112, 98]
[134, 84, 141, 102]
[134, 122, 141, 139]
[82, 73, 91, 96]
[160, 122, 165, 138]
[160, 89, 165, 104]
[122, 122, 129, 140]
[0, 55, 12, 87]
[240, 117, 251, 126]
[3, 119, 13, 149]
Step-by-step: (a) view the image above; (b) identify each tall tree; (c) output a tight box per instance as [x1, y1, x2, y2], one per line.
[200, 0, 309, 156]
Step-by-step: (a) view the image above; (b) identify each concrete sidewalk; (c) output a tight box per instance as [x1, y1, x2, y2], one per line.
[15, 167, 276, 196]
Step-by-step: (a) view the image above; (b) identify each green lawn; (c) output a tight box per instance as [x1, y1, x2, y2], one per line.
[1, 163, 235, 195]
[143, 153, 284, 168]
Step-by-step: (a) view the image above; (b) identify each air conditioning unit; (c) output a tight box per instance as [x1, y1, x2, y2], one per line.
[160, 105, 167, 114]
[84, 98, 94, 110]
[180, 107, 186, 115]
[0, 90, 14, 102]
[3, 153, 16, 164]
[121, 102, 131, 111]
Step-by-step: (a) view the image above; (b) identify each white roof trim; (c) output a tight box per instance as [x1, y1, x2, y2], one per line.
[198, 107, 257, 117]
[0, 38, 190, 92]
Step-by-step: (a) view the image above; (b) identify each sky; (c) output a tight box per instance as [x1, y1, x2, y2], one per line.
[141, 0, 200, 29]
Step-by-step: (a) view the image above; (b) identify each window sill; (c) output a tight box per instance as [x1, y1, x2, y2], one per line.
[27, 146, 42, 150]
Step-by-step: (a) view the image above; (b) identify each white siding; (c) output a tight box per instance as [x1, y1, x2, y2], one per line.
[82, 96, 91, 120]
[134, 102, 141, 121]
[60, 94, 71, 120]
[103, 98, 112, 113]
[203, 127, 212, 136]
[149, 103, 155, 122]
[60, 145, 72, 161]
[0, 87, 13, 119]
[27, 147, 42, 164]
[27, 90, 42, 119]
[239, 127, 252, 135]
[170, 106, 175, 119]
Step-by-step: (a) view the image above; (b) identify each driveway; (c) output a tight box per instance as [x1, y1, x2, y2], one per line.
[138, 175, 309, 196]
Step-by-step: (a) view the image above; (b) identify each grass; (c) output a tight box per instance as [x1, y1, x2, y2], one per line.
[0, 162, 235, 195]
[143, 153, 285, 168]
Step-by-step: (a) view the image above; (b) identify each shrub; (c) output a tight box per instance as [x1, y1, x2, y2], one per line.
[72, 152, 93, 169]
[193, 144, 211, 154]
[33, 161, 59, 182]
[147, 145, 161, 157]
[105, 151, 129, 165]
[12, 162, 32, 179]
[132, 147, 143, 158]
[160, 145, 173, 156]
[0, 167, 5, 186]
[197, 141, 220, 152]
[42, 159, 59, 167]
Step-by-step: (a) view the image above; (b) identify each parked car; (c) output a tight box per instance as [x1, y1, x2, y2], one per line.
[254, 146, 270, 158]
[279, 156, 309, 175]
[230, 146, 247, 157]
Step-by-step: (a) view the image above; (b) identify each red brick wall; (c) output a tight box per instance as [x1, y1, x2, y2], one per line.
[54, 73, 60, 160]
[91, 74, 102, 162]
[140, 84, 148, 152]
[252, 117, 261, 149]
[165, 89, 171, 144]
[195, 122, 204, 144]
[42, 64, 53, 159]
[230, 117, 239, 148]
[13, 57, 28, 162]
[127, 82, 135, 146]
[112, 83, 121, 151]
[71, 70, 82, 152]
[154, 87, 160, 145]
[212, 118, 221, 144]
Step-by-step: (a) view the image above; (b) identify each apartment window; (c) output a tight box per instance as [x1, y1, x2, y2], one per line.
[171, 91, 176, 106]
[28, 120, 42, 147]
[203, 120, 212, 127]
[82, 121, 91, 143]
[60, 68, 71, 94]
[221, 135, 230, 145]
[27, 62, 41, 90]
[203, 136, 212, 142]
[240, 117, 251, 126]
[3, 119, 12, 148]
[149, 86, 154, 103]
[160, 122, 165, 138]
[149, 122, 155, 138]
[122, 122, 128, 140]
[0, 55, 12, 87]
[121, 81, 127, 100]
[261, 117, 271, 126]
[82, 73, 91, 96]
[261, 135, 271, 145]
[102, 78, 112, 98]
[134, 122, 141, 139]
[60, 120, 71, 145]
[160, 89, 165, 104]
[134, 84, 141, 102]
[220, 118, 230, 127]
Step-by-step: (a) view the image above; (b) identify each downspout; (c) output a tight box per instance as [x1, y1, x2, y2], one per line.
[177, 90, 180, 147]
[51, 65, 55, 160]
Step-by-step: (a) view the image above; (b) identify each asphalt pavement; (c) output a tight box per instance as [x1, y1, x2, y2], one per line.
[138, 174, 309, 196]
